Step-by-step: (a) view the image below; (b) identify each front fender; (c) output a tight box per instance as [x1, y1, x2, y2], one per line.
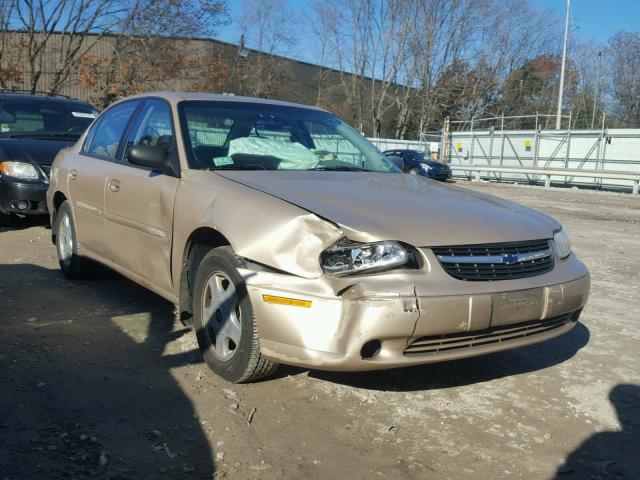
[171, 170, 343, 290]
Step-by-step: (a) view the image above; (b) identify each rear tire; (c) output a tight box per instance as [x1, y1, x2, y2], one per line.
[408, 167, 420, 175]
[193, 246, 278, 383]
[55, 201, 92, 279]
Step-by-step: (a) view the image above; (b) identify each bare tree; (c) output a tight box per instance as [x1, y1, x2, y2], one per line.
[306, 1, 341, 108]
[0, 0, 22, 89]
[237, 0, 299, 98]
[366, 0, 417, 137]
[79, 0, 230, 107]
[607, 30, 640, 126]
[404, 0, 475, 135]
[405, 0, 558, 134]
[8, 0, 127, 94]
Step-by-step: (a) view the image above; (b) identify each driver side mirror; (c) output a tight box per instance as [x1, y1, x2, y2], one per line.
[127, 145, 179, 177]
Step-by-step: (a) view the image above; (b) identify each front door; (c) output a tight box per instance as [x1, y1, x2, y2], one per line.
[103, 99, 180, 294]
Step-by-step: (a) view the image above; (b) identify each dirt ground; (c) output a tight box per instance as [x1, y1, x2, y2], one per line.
[1, 181, 639, 480]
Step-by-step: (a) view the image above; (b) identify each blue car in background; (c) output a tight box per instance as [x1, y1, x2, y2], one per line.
[383, 149, 452, 181]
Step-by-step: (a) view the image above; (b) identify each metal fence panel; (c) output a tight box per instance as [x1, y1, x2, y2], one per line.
[446, 128, 640, 192]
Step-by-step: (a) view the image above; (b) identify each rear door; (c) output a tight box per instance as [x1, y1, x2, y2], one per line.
[103, 98, 180, 294]
[68, 100, 140, 259]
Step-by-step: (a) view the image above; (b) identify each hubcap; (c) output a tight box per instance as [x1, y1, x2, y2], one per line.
[58, 213, 73, 265]
[201, 272, 241, 361]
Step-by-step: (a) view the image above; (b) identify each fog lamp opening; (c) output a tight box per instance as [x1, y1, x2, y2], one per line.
[361, 340, 382, 359]
[15, 200, 30, 211]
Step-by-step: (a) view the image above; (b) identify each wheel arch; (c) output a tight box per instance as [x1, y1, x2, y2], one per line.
[179, 226, 232, 321]
[50, 191, 68, 244]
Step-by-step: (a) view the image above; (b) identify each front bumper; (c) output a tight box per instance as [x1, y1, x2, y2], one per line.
[242, 253, 590, 371]
[426, 169, 452, 181]
[0, 175, 49, 214]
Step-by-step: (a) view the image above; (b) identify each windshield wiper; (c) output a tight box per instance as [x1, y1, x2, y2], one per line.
[308, 166, 371, 172]
[208, 165, 267, 171]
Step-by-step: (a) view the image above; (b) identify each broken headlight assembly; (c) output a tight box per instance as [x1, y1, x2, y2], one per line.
[321, 240, 409, 276]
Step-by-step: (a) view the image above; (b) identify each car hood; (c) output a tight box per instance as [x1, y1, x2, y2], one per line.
[215, 171, 561, 246]
[425, 160, 449, 169]
[0, 138, 75, 165]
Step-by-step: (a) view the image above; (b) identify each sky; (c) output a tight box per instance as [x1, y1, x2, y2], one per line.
[536, 0, 640, 43]
[216, 0, 640, 63]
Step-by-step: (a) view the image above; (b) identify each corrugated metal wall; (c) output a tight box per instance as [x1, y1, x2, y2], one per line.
[446, 129, 640, 189]
[1, 32, 348, 109]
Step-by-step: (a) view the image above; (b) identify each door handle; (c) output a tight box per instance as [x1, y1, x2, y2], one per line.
[108, 179, 121, 192]
[69, 169, 78, 180]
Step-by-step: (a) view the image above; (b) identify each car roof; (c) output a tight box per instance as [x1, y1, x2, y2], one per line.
[121, 91, 328, 112]
[0, 92, 94, 108]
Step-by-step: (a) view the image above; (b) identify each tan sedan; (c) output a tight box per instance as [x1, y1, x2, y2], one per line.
[47, 92, 590, 382]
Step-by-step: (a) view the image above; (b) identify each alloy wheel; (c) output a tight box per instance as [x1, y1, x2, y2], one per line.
[58, 213, 73, 266]
[201, 271, 242, 361]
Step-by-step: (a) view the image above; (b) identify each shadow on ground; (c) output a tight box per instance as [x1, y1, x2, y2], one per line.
[553, 383, 640, 479]
[0, 263, 213, 479]
[0, 213, 49, 232]
[287, 322, 590, 392]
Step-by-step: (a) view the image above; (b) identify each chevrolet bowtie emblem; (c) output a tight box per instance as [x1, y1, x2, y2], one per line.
[502, 254, 520, 264]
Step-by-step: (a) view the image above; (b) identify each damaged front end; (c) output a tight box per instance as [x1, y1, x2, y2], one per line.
[177, 171, 590, 372]
[242, 259, 589, 371]
[237, 236, 590, 371]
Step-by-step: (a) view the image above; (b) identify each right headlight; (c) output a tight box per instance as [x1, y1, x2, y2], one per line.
[321, 239, 408, 276]
[554, 228, 572, 259]
[0, 161, 39, 180]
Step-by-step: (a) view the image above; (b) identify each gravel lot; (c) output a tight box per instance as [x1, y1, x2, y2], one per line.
[1, 181, 639, 480]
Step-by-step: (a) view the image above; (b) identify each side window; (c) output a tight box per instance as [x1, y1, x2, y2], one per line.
[124, 99, 174, 159]
[186, 111, 231, 148]
[181, 107, 232, 168]
[82, 101, 139, 160]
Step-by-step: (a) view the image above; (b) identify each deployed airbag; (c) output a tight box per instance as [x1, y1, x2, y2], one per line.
[228, 137, 319, 170]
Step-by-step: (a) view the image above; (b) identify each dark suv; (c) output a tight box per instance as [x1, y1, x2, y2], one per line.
[0, 92, 97, 225]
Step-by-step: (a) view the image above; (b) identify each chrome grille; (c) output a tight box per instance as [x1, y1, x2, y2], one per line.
[432, 239, 554, 281]
[404, 313, 574, 355]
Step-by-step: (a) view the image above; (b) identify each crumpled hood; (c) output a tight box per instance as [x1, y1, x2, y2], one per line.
[215, 171, 561, 246]
[0, 138, 74, 165]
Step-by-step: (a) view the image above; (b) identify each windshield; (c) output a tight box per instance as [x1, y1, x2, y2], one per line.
[0, 99, 98, 139]
[414, 152, 427, 162]
[179, 101, 399, 173]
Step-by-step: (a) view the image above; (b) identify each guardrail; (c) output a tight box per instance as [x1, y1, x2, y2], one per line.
[449, 165, 640, 195]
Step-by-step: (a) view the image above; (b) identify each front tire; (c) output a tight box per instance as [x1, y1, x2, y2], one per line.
[408, 167, 420, 175]
[55, 201, 92, 279]
[193, 246, 278, 383]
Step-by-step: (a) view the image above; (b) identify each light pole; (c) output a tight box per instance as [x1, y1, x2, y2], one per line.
[556, 0, 570, 130]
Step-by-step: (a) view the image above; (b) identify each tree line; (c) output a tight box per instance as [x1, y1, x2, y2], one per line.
[0, 0, 638, 138]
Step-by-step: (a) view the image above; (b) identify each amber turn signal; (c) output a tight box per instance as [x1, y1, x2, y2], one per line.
[262, 294, 312, 308]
